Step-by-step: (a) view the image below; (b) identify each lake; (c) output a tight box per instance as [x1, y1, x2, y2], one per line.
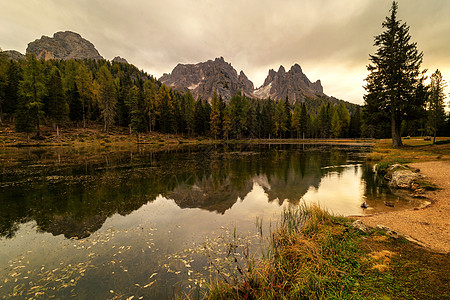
[0, 144, 423, 299]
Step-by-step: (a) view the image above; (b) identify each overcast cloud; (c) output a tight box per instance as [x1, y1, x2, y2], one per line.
[1, 0, 449, 105]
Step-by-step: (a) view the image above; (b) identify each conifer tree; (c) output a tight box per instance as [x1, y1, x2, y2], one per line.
[17, 54, 46, 137]
[210, 91, 221, 139]
[45, 67, 68, 134]
[157, 84, 174, 133]
[291, 105, 302, 138]
[4, 61, 21, 120]
[300, 102, 308, 139]
[364, 1, 424, 148]
[127, 85, 147, 142]
[143, 79, 157, 132]
[182, 90, 195, 136]
[428, 69, 447, 144]
[98, 65, 116, 132]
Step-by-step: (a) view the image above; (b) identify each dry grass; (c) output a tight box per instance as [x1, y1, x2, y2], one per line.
[201, 205, 450, 299]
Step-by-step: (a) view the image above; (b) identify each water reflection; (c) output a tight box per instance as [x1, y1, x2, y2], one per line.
[0, 144, 416, 240]
[0, 144, 427, 299]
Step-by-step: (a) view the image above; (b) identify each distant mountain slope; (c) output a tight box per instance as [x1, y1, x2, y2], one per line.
[160, 57, 254, 102]
[3, 50, 25, 61]
[254, 64, 324, 103]
[161, 57, 329, 104]
[26, 31, 103, 60]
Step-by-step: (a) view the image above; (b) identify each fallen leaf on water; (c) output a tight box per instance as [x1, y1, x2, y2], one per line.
[149, 273, 157, 279]
[143, 281, 155, 288]
[110, 290, 114, 293]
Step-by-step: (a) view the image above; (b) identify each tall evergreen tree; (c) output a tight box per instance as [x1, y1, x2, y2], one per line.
[300, 102, 308, 139]
[0, 50, 8, 122]
[17, 54, 46, 137]
[97, 65, 116, 132]
[158, 84, 175, 133]
[291, 105, 302, 138]
[4, 61, 22, 120]
[349, 106, 362, 138]
[45, 67, 68, 133]
[210, 91, 221, 139]
[127, 85, 147, 142]
[182, 90, 195, 136]
[428, 69, 446, 144]
[364, 1, 424, 148]
[143, 79, 157, 132]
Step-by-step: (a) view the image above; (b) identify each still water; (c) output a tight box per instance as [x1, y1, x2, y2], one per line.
[0, 144, 422, 298]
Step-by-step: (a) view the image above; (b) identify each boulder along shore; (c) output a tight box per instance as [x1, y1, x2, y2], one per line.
[361, 161, 450, 253]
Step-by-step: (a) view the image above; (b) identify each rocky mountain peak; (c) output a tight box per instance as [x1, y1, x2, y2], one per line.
[254, 63, 324, 103]
[290, 63, 302, 73]
[26, 31, 103, 60]
[112, 56, 128, 64]
[2, 50, 25, 61]
[160, 57, 254, 102]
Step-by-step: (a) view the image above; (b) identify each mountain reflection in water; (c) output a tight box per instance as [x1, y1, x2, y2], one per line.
[0, 144, 415, 240]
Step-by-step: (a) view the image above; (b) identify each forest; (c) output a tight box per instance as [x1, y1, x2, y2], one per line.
[0, 51, 448, 142]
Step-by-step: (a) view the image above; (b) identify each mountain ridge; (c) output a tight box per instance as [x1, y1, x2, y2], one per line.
[160, 57, 327, 103]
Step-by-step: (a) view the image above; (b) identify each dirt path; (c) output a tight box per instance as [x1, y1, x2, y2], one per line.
[361, 161, 450, 253]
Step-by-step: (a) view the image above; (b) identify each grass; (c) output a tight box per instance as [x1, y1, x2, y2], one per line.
[366, 137, 450, 164]
[198, 205, 449, 299]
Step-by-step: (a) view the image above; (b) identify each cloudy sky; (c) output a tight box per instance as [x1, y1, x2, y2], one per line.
[1, 0, 449, 105]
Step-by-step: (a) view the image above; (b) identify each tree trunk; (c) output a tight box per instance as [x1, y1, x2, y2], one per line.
[433, 116, 437, 145]
[391, 111, 402, 148]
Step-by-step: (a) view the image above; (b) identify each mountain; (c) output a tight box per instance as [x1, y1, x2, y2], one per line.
[26, 31, 103, 60]
[112, 56, 128, 64]
[254, 64, 324, 103]
[160, 57, 328, 104]
[160, 57, 254, 102]
[3, 50, 25, 61]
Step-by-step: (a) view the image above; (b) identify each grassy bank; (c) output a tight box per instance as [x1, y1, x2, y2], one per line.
[0, 123, 217, 148]
[201, 206, 449, 299]
[366, 137, 450, 164]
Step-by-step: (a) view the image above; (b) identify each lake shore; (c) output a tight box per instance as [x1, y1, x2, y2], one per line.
[361, 160, 450, 253]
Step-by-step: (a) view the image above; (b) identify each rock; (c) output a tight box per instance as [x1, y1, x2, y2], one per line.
[2, 50, 25, 61]
[352, 220, 371, 234]
[254, 63, 324, 104]
[376, 225, 398, 238]
[389, 169, 421, 189]
[160, 57, 254, 102]
[388, 164, 408, 172]
[160, 57, 332, 104]
[26, 31, 103, 60]
[384, 201, 395, 207]
[112, 56, 128, 64]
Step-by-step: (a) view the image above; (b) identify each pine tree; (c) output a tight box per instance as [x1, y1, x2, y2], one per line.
[17, 54, 46, 137]
[182, 90, 195, 136]
[0, 50, 8, 122]
[45, 67, 68, 134]
[210, 91, 221, 139]
[364, 1, 424, 148]
[97, 65, 116, 132]
[127, 85, 147, 142]
[4, 61, 22, 120]
[75, 64, 94, 127]
[291, 105, 302, 138]
[143, 79, 157, 132]
[349, 106, 362, 138]
[158, 84, 174, 133]
[428, 69, 447, 144]
[300, 102, 308, 139]
[68, 83, 83, 123]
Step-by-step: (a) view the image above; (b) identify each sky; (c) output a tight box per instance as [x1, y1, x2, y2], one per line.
[1, 0, 449, 105]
